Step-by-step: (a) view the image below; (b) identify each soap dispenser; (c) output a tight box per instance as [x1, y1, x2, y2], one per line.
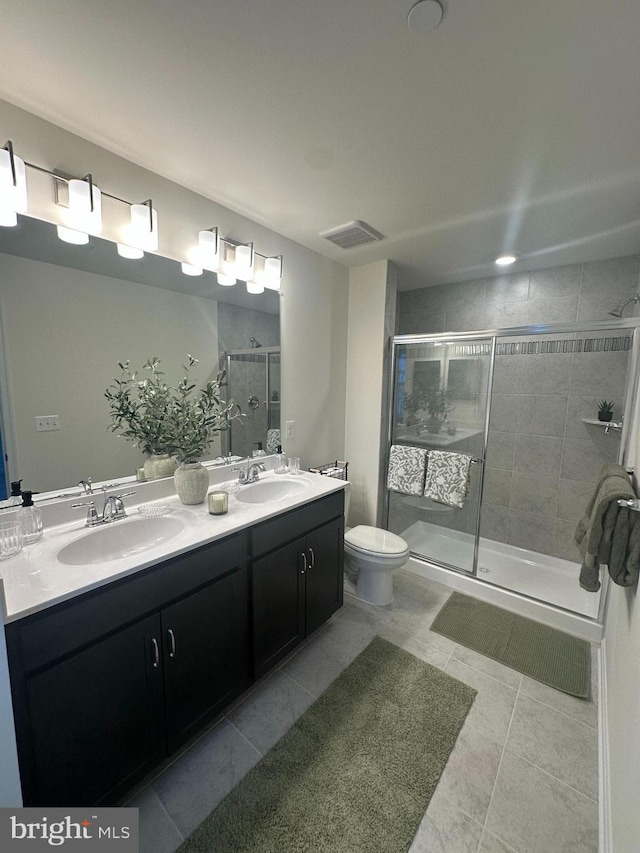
[252, 441, 267, 457]
[274, 445, 288, 474]
[20, 490, 43, 544]
[0, 480, 23, 509]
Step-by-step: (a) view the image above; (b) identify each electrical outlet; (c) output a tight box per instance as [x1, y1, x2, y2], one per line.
[285, 420, 295, 439]
[35, 415, 60, 432]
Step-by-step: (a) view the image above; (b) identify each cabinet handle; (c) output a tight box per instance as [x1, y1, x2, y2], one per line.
[308, 547, 315, 569]
[151, 638, 160, 669]
[301, 551, 307, 574]
[167, 628, 176, 659]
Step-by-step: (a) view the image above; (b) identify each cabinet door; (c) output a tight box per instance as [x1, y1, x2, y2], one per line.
[24, 614, 164, 806]
[305, 517, 344, 635]
[252, 537, 306, 677]
[162, 565, 250, 752]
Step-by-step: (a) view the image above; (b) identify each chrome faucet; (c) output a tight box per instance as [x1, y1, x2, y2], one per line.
[78, 478, 93, 495]
[72, 489, 137, 527]
[234, 458, 266, 485]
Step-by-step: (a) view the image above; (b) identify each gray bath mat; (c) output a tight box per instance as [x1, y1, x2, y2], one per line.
[431, 592, 591, 697]
[177, 635, 476, 852]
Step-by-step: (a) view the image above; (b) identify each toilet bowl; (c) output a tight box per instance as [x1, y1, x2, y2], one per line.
[344, 525, 410, 606]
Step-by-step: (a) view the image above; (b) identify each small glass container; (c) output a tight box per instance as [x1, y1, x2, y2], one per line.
[0, 519, 23, 559]
[288, 456, 301, 475]
[136, 466, 147, 481]
[208, 490, 229, 515]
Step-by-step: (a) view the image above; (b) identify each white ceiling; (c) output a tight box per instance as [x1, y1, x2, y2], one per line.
[2, 0, 640, 290]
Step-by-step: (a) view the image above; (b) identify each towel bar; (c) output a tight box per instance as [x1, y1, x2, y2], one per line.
[617, 498, 640, 511]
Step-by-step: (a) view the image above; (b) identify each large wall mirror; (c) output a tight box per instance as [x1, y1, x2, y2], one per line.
[0, 215, 280, 496]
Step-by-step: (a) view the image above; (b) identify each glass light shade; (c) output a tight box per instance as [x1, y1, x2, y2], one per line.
[263, 256, 282, 290]
[217, 271, 237, 287]
[122, 203, 158, 252]
[197, 229, 220, 271]
[117, 243, 144, 259]
[246, 279, 264, 294]
[56, 226, 89, 245]
[235, 243, 254, 281]
[181, 262, 203, 276]
[0, 147, 27, 227]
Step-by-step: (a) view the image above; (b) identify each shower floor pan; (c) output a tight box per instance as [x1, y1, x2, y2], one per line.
[401, 520, 600, 621]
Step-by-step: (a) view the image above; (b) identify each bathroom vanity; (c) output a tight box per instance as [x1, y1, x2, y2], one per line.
[1, 471, 345, 807]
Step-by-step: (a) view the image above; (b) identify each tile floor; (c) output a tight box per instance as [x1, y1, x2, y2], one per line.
[125, 570, 599, 853]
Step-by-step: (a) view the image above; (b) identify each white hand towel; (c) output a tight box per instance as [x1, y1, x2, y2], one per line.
[424, 450, 473, 509]
[387, 445, 428, 495]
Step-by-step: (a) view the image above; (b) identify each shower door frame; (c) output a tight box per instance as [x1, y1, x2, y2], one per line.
[386, 318, 640, 590]
[221, 346, 281, 457]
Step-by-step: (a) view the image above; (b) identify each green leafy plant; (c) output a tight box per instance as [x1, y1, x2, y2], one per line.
[598, 400, 614, 414]
[105, 355, 243, 463]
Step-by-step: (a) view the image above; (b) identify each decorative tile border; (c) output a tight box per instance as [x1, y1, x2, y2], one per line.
[495, 336, 632, 356]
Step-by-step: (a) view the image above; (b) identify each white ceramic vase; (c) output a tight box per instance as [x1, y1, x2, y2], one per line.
[174, 461, 210, 505]
[143, 453, 176, 480]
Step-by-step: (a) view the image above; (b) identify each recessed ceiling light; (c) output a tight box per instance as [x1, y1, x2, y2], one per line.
[495, 255, 517, 266]
[407, 1, 444, 34]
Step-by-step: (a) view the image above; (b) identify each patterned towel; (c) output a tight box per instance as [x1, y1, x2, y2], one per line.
[387, 445, 428, 495]
[266, 429, 281, 453]
[424, 451, 473, 509]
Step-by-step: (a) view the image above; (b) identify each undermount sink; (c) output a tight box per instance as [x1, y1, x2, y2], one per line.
[235, 477, 309, 505]
[57, 515, 186, 566]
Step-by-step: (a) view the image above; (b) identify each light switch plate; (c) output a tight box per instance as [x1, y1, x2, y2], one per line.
[35, 415, 60, 432]
[285, 420, 295, 438]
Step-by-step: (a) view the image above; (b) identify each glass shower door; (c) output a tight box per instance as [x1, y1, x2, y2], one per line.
[387, 337, 493, 573]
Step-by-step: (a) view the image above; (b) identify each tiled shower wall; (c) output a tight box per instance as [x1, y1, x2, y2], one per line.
[396, 254, 640, 563]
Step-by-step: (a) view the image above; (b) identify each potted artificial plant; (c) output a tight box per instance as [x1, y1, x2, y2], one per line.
[425, 384, 451, 434]
[106, 355, 242, 503]
[597, 400, 614, 423]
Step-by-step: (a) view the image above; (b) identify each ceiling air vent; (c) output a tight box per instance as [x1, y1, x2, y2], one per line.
[320, 220, 385, 250]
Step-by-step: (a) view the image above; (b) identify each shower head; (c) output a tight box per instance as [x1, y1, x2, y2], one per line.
[250, 337, 261, 348]
[609, 294, 640, 318]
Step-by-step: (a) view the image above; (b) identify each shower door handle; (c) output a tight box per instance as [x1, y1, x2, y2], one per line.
[617, 498, 640, 511]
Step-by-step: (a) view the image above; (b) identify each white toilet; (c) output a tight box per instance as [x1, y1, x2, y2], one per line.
[344, 525, 410, 606]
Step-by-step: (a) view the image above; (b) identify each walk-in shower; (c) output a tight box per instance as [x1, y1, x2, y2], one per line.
[385, 320, 640, 630]
[221, 347, 281, 458]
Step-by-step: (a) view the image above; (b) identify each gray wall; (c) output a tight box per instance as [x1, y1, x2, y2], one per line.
[397, 254, 640, 562]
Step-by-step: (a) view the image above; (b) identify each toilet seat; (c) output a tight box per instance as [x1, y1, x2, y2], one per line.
[345, 525, 409, 557]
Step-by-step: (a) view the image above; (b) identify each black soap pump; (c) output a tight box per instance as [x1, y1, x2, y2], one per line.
[0, 480, 23, 509]
[20, 490, 43, 544]
[274, 444, 287, 474]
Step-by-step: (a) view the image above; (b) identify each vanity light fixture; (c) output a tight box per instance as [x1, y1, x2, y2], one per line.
[234, 241, 254, 281]
[216, 240, 237, 286]
[55, 174, 103, 245]
[196, 228, 220, 271]
[250, 253, 283, 291]
[0, 141, 28, 227]
[495, 255, 517, 266]
[181, 262, 203, 276]
[117, 200, 158, 256]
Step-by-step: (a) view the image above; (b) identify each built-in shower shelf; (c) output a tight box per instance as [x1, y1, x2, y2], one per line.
[582, 418, 622, 430]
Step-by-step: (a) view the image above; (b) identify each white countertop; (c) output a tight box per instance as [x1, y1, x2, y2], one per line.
[0, 468, 347, 624]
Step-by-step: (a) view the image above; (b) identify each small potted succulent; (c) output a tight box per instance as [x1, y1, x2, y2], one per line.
[597, 400, 614, 423]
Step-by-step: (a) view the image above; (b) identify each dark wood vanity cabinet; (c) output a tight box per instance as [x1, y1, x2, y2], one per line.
[251, 491, 344, 676]
[6, 532, 250, 806]
[6, 489, 345, 807]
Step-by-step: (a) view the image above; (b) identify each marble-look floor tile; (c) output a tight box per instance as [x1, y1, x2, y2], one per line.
[478, 829, 519, 853]
[152, 719, 261, 838]
[519, 673, 597, 727]
[450, 645, 523, 690]
[435, 721, 503, 824]
[322, 598, 383, 654]
[505, 694, 598, 799]
[125, 786, 183, 853]
[226, 670, 315, 755]
[410, 788, 483, 853]
[280, 630, 356, 696]
[486, 752, 598, 853]
[377, 625, 451, 669]
[443, 659, 518, 747]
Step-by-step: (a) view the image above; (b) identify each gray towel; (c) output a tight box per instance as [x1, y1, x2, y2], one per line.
[575, 464, 636, 592]
[610, 512, 640, 587]
[607, 507, 630, 583]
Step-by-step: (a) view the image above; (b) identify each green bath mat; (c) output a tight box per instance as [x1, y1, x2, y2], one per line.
[431, 592, 591, 698]
[177, 635, 476, 853]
